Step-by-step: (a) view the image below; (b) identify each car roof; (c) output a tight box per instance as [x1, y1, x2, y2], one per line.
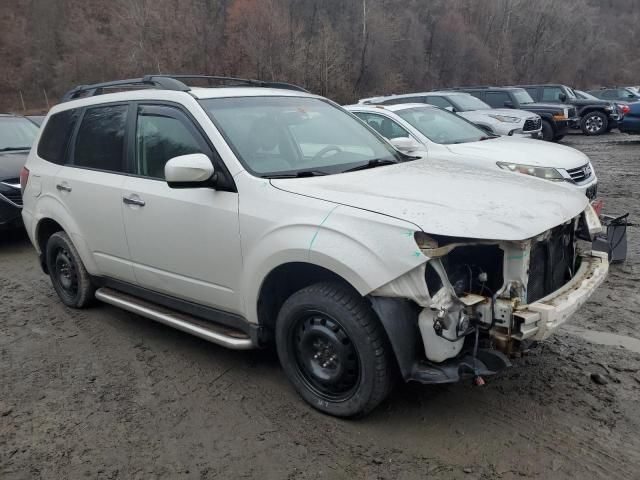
[345, 103, 437, 112]
[48, 86, 320, 115]
[359, 91, 473, 104]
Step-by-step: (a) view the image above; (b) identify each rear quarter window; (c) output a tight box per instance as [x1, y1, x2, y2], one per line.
[37, 109, 79, 164]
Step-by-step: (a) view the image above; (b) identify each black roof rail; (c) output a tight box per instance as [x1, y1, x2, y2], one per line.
[61, 74, 308, 102]
[151, 75, 309, 93]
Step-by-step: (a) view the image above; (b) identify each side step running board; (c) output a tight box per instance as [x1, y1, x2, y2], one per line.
[95, 287, 254, 350]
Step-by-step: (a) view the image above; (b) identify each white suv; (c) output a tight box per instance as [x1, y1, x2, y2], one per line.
[359, 91, 543, 139]
[21, 75, 608, 417]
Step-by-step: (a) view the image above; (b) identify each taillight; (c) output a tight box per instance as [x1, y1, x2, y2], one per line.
[621, 104, 630, 115]
[20, 166, 30, 193]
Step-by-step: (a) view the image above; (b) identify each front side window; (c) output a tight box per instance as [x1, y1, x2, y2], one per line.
[396, 107, 490, 145]
[200, 96, 401, 176]
[424, 96, 453, 109]
[73, 105, 127, 172]
[354, 112, 411, 139]
[485, 92, 511, 108]
[542, 87, 564, 102]
[449, 95, 490, 111]
[0, 116, 39, 152]
[135, 107, 204, 179]
[512, 89, 535, 105]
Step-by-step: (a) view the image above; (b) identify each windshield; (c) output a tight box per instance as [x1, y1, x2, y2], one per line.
[200, 96, 401, 177]
[0, 116, 39, 151]
[451, 95, 491, 111]
[396, 107, 491, 145]
[513, 89, 535, 105]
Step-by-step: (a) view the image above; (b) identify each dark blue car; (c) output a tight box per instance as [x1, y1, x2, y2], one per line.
[619, 101, 640, 134]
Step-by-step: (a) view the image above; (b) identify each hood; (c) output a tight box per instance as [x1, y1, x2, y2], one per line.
[568, 99, 610, 107]
[519, 102, 566, 113]
[477, 108, 535, 119]
[0, 150, 29, 182]
[271, 157, 588, 241]
[444, 136, 590, 170]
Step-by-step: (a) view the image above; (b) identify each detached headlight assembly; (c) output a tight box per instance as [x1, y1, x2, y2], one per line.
[488, 114, 520, 123]
[497, 162, 565, 181]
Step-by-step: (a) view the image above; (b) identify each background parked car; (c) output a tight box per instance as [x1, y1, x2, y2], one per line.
[516, 84, 620, 135]
[26, 115, 45, 127]
[575, 89, 630, 122]
[443, 86, 575, 142]
[618, 101, 640, 135]
[0, 114, 39, 229]
[587, 87, 640, 103]
[345, 103, 598, 199]
[358, 91, 542, 139]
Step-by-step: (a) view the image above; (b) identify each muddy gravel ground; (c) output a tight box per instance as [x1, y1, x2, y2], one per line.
[1, 132, 639, 480]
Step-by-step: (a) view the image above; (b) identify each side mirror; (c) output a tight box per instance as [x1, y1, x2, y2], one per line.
[503, 101, 514, 108]
[628, 94, 636, 99]
[390, 137, 423, 153]
[444, 106, 456, 113]
[559, 92, 568, 102]
[165, 153, 216, 188]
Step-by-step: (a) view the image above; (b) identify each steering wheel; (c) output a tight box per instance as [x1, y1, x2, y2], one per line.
[312, 145, 342, 162]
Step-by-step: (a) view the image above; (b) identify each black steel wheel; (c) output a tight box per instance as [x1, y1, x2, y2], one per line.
[45, 231, 95, 308]
[290, 312, 361, 402]
[276, 282, 394, 417]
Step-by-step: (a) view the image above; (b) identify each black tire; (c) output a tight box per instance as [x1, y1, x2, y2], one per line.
[45, 231, 95, 308]
[541, 119, 554, 142]
[275, 282, 393, 417]
[581, 111, 608, 136]
[553, 135, 565, 142]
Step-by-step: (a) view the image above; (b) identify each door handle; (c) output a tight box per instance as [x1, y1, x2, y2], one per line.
[56, 183, 72, 193]
[123, 195, 146, 207]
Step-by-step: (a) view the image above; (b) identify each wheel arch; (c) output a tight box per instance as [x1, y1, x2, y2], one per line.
[256, 261, 360, 336]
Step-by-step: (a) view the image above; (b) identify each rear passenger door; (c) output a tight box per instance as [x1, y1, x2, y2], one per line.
[121, 103, 242, 313]
[55, 103, 135, 283]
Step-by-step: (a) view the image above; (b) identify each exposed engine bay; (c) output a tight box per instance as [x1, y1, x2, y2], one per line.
[371, 205, 608, 383]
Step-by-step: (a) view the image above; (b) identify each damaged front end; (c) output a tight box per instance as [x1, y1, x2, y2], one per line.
[370, 205, 609, 385]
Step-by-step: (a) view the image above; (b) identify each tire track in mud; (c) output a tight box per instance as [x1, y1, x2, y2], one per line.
[474, 395, 639, 479]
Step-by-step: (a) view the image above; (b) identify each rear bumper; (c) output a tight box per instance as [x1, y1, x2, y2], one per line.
[512, 251, 608, 341]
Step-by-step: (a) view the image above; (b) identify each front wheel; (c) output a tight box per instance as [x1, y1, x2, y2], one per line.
[45, 231, 95, 308]
[275, 282, 394, 417]
[581, 111, 609, 135]
[541, 119, 554, 141]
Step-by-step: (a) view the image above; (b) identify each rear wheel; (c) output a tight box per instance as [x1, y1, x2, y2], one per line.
[541, 120, 554, 141]
[45, 231, 94, 308]
[275, 282, 393, 417]
[581, 111, 608, 135]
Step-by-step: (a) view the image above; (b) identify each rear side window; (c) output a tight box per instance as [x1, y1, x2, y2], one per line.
[37, 109, 78, 164]
[73, 104, 128, 172]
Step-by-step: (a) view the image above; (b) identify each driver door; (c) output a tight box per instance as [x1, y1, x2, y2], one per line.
[121, 103, 243, 314]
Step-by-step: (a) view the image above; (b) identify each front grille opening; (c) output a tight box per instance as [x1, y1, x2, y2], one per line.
[440, 245, 504, 297]
[527, 224, 576, 303]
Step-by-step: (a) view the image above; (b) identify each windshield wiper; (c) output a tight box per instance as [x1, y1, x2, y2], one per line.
[265, 170, 329, 179]
[0, 147, 30, 152]
[479, 134, 499, 141]
[342, 159, 398, 173]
